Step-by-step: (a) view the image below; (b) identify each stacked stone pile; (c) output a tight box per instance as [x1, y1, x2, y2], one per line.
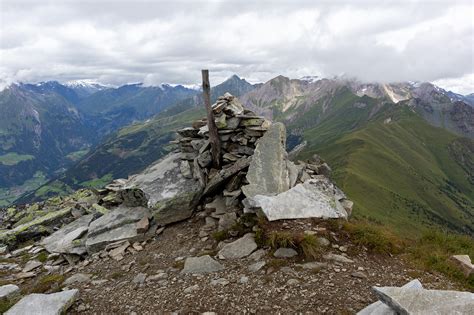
[168, 92, 353, 228]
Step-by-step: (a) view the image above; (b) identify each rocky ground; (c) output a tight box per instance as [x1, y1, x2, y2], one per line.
[1, 214, 460, 314]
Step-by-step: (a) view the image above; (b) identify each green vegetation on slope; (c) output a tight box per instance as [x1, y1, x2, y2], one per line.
[0, 153, 34, 166]
[302, 106, 473, 236]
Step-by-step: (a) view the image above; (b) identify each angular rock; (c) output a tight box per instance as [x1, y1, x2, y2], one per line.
[136, 216, 149, 234]
[63, 273, 91, 286]
[242, 123, 290, 198]
[218, 213, 237, 231]
[323, 253, 354, 264]
[218, 233, 257, 259]
[450, 255, 474, 277]
[22, 260, 42, 273]
[247, 179, 348, 221]
[87, 207, 150, 238]
[357, 279, 423, 315]
[123, 153, 204, 225]
[299, 262, 327, 270]
[203, 157, 251, 196]
[177, 127, 199, 138]
[273, 248, 298, 258]
[0, 284, 20, 302]
[41, 214, 93, 255]
[181, 255, 224, 274]
[372, 286, 474, 315]
[248, 261, 266, 272]
[0, 208, 72, 247]
[5, 289, 78, 315]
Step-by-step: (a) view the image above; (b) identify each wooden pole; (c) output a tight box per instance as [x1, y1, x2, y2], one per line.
[202, 69, 221, 168]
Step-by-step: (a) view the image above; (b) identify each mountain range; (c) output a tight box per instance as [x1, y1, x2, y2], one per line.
[1, 75, 473, 237]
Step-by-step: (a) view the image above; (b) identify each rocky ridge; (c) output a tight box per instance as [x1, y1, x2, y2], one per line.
[0, 93, 472, 314]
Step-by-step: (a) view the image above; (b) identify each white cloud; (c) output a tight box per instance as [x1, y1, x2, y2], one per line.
[0, 0, 473, 93]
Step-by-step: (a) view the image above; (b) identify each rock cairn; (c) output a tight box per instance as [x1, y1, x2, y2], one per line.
[167, 92, 353, 226]
[172, 92, 271, 208]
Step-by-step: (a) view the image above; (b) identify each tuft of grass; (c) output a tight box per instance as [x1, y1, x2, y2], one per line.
[36, 251, 48, 263]
[172, 260, 185, 270]
[297, 234, 321, 260]
[212, 230, 230, 242]
[26, 274, 65, 294]
[267, 231, 296, 249]
[109, 271, 125, 280]
[343, 221, 403, 254]
[0, 298, 19, 313]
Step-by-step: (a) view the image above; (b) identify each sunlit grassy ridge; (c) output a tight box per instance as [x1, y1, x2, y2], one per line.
[296, 94, 473, 236]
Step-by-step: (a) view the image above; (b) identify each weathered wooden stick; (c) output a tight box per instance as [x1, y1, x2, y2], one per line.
[201, 69, 221, 168]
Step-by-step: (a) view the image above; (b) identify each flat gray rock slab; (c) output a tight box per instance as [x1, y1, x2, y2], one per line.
[22, 260, 42, 273]
[373, 285, 474, 315]
[242, 122, 290, 198]
[41, 214, 93, 254]
[0, 284, 20, 301]
[63, 273, 91, 286]
[357, 279, 423, 315]
[86, 223, 140, 253]
[181, 255, 224, 274]
[247, 178, 347, 221]
[87, 207, 150, 237]
[5, 289, 78, 315]
[124, 153, 203, 225]
[218, 233, 257, 259]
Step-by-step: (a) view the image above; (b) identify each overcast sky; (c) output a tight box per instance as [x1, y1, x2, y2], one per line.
[1, 0, 473, 93]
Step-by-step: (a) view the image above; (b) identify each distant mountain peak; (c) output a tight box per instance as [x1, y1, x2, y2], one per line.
[299, 76, 320, 83]
[64, 79, 111, 90]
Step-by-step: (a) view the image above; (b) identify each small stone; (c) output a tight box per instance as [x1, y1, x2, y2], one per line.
[240, 276, 249, 284]
[132, 273, 147, 285]
[132, 242, 143, 251]
[218, 234, 257, 259]
[0, 284, 20, 301]
[64, 273, 91, 286]
[218, 213, 237, 231]
[181, 255, 224, 274]
[136, 216, 150, 234]
[351, 271, 367, 279]
[22, 260, 42, 273]
[248, 261, 266, 272]
[299, 262, 326, 270]
[286, 278, 300, 285]
[323, 253, 354, 264]
[317, 237, 330, 247]
[248, 249, 267, 261]
[450, 255, 474, 277]
[273, 248, 298, 258]
[147, 273, 167, 281]
[210, 278, 229, 286]
[15, 272, 36, 279]
[183, 284, 199, 294]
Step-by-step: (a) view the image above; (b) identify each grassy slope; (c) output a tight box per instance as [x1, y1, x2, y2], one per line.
[302, 106, 473, 236]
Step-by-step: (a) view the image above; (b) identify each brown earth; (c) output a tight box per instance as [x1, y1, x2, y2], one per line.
[1, 215, 461, 314]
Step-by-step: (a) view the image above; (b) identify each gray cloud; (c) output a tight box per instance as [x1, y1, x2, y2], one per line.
[0, 0, 473, 93]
